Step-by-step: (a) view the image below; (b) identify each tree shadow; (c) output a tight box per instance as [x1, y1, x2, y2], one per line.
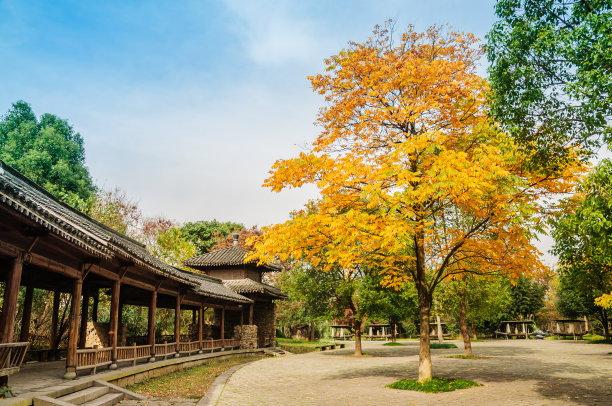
[321, 344, 612, 405]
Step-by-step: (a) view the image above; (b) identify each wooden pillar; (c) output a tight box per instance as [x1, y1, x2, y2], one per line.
[92, 288, 99, 323]
[221, 306, 225, 345]
[50, 289, 60, 351]
[249, 303, 254, 325]
[198, 303, 203, 343]
[148, 289, 157, 361]
[109, 279, 120, 369]
[78, 288, 90, 349]
[240, 306, 244, 326]
[64, 277, 82, 379]
[174, 295, 181, 345]
[19, 285, 34, 342]
[0, 255, 24, 343]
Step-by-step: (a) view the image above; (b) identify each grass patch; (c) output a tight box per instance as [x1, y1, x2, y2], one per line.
[126, 354, 266, 399]
[443, 354, 490, 359]
[430, 343, 458, 349]
[277, 338, 335, 354]
[383, 342, 406, 346]
[387, 376, 482, 393]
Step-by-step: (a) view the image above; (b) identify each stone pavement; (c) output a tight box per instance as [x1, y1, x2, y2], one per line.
[215, 339, 612, 406]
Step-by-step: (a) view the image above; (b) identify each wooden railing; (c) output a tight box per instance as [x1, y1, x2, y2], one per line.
[76, 346, 113, 374]
[74, 337, 243, 375]
[0, 342, 29, 377]
[116, 343, 152, 366]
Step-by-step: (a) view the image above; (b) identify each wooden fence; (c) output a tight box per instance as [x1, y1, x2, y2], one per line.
[0, 342, 30, 377]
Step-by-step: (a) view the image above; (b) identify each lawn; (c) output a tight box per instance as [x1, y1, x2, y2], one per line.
[126, 354, 267, 399]
[430, 343, 458, 349]
[387, 376, 482, 393]
[277, 338, 335, 354]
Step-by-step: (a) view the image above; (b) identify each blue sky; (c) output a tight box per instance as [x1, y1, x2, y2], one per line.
[0, 0, 498, 228]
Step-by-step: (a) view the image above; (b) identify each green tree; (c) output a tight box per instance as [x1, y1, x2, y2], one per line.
[505, 277, 546, 320]
[487, 0, 612, 169]
[0, 101, 95, 202]
[551, 159, 612, 338]
[181, 220, 244, 254]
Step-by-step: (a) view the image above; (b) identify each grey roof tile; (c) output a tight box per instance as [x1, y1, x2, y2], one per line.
[223, 279, 287, 298]
[183, 245, 282, 272]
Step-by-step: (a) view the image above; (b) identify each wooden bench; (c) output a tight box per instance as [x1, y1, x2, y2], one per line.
[316, 343, 345, 351]
[0, 342, 30, 377]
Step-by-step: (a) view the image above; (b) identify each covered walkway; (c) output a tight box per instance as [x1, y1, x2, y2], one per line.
[0, 160, 259, 389]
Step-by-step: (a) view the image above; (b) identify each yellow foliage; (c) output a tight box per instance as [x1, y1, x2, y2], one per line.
[247, 23, 582, 295]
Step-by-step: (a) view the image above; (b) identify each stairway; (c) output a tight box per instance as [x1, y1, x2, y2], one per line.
[33, 380, 145, 406]
[264, 347, 290, 356]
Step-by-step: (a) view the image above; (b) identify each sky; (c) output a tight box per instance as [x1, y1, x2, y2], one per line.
[0, 0, 499, 226]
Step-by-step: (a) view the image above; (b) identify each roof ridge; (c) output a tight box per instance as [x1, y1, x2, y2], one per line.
[0, 160, 146, 249]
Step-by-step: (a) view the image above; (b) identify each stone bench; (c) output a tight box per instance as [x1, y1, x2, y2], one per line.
[316, 343, 345, 351]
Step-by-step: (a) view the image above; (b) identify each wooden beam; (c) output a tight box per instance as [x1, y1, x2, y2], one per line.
[19, 285, 34, 342]
[64, 277, 82, 379]
[0, 254, 24, 343]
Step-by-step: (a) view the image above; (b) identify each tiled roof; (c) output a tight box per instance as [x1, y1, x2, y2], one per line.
[173, 268, 252, 303]
[183, 245, 282, 272]
[0, 160, 250, 303]
[223, 279, 287, 298]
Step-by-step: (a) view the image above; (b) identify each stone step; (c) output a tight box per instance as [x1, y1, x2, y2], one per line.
[80, 393, 124, 406]
[58, 386, 110, 404]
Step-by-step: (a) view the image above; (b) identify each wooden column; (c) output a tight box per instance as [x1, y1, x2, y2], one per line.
[240, 306, 244, 326]
[64, 277, 82, 379]
[174, 295, 181, 344]
[50, 289, 60, 351]
[92, 288, 99, 323]
[249, 303, 254, 325]
[221, 306, 225, 345]
[198, 303, 203, 343]
[109, 279, 120, 369]
[78, 287, 90, 349]
[0, 254, 24, 343]
[148, 289, 157, 361]
[19, 285, 34, 342]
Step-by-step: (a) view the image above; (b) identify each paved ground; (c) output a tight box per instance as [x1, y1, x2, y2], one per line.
[215, 340, 612, 406]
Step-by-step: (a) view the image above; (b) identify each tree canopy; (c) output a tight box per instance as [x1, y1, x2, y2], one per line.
[249, 23, 582, 381]
[487, 0, 612, 168]
[181, 220, 244, 254]
[0, 101, 95, 202]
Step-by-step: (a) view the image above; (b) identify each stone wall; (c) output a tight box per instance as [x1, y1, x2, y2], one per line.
[234, 325, 258, 349]
[84, 322, 127, 348]
[253, 302, 276, 347]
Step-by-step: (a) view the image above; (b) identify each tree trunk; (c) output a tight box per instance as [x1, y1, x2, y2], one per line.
[471, 321, 478, 340]
[353, 319, 363, 356]
[391, 321, 397, 343]
[435, 313, 444, 344]
[309, 321, 315, 342]
[601, 308, 610, 340]
[417, 286, 432, 382]
[459, 290, 472, 356]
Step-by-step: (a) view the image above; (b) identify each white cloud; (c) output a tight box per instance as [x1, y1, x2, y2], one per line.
[222, 0, 319, 66]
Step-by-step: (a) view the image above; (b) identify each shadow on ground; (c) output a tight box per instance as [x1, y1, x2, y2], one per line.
[321, 341, 612, 406]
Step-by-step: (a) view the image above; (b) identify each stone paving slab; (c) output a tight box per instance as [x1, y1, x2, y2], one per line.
[216, 340, 612, 405]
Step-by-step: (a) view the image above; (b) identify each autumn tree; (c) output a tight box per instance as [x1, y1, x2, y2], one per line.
[248, 24, 580, 381]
